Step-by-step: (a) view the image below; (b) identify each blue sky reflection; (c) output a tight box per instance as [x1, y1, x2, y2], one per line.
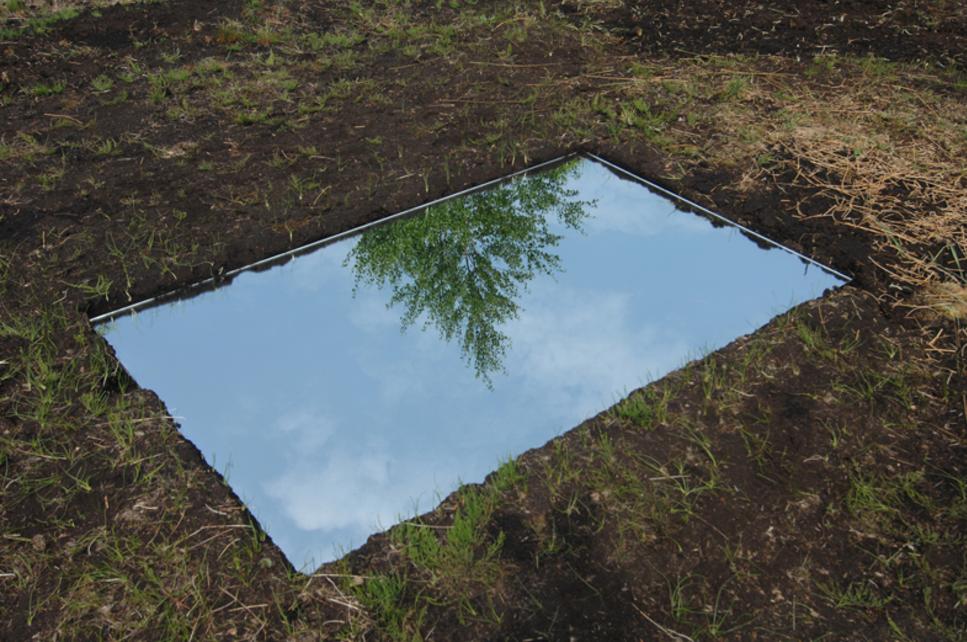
[98, 158, 845, 570]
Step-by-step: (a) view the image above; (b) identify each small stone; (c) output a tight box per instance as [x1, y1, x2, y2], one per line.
[31, 534, 45, 551]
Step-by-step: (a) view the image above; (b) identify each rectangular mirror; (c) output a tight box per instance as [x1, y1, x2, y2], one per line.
[95, 155, 847, 570]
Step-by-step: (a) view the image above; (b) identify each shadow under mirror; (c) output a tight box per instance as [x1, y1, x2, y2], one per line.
[95, 155, 848, 571]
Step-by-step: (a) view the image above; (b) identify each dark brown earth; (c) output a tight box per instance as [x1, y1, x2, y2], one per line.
[1, 1, 964, 640]
[565, 0, 967, 68]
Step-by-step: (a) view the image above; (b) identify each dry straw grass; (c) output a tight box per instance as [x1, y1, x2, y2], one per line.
[918, 281, 967, 320]
[771, 91, 965, 290]
[633, 56, 965, 293]
[751, 66, 966, 371]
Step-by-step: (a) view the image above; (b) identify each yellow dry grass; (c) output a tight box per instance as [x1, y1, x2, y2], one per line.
[918, 281, 967, 321]
[768, 88, 965, 291]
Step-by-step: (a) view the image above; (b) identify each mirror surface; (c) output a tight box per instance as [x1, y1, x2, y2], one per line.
[97, 156, 846, 570]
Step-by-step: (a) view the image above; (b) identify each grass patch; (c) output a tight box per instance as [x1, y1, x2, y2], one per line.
[0, 7, 79, 39]
[611, 386, 671, 429]
[352, 461, 521, 638]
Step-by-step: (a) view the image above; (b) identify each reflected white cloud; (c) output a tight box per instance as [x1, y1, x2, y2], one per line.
[265, 450, 397, 531]
[273, 408, 336, 454]
[508, 283, 689, 421]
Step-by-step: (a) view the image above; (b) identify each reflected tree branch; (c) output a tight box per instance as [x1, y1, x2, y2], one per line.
[346, 159, 594, 385]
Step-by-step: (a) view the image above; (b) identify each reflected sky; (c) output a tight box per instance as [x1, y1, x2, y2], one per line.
[97, 157, 845, 570]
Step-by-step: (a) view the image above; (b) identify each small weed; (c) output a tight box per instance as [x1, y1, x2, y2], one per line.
[148, 67, 192, 104]
[160, 49, 182, 65]
[845, 469, 933, 538]
[835, 367, 916, 411]
[642, 456, 718, 520]
[381, 476, 509, 631]
[491, 457, 523, 493]
[0, 132, 49, 162]
[679, 422, 719, 471]
[612, 387, 671, 429]
[668, 573, 693, 622]
[703, 576, 751, 636]
[235, 109, 275, 126]
[73, 274, 112, 302]
[303, 30, 364, 51]
[795, 318, 835, 359]
[629, 61, 654, 78]
[287, 174, 320, 201]
[91, 75, 114, 93]
[721, 76, 748, 100]
[817, 578, 892, 610]
[846, 475, 899, 519]
[29, 81, 65, 97]
[618, 98, 675, 145]
[541, 437, 581, 501]
[857, 55, 897, 79]
[700, 356, 727, 405]
[195, 57, 230, 76]
[445, 489, 504, 574]
[822, 420, 850, 449]
[354, 573, 423, 641]
[100, 89, 129, 106]
[806, 54, 839, 78]
[37, 160, 66, 191]
[394, 485, 503, 586]
[94, 138, 120, 157]
[739, 423, 773, 473]
[267, 149, 293, 169]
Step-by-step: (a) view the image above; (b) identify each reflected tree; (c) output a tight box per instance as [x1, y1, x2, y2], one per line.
[346, 159, 593, 384]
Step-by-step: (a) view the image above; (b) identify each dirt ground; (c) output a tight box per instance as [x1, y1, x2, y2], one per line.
[1, 0, 964, 640]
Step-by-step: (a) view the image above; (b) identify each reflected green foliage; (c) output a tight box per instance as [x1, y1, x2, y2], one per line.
[347, 160, 592, 384]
